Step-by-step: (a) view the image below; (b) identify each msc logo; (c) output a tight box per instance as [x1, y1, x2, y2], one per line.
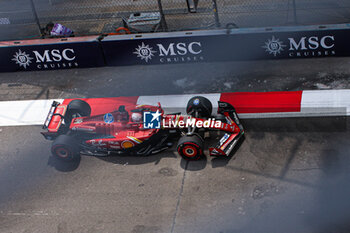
[157, 42, 202, 56]
[32, 48, 76, 63]
[263, 35, 336, 58]
[134, 42, 203, 63]
[262, 36, 286, 57]
[12, 50, 33, 69]
[143, 110, 161, 129]
[134, 42, 156, 63]
[12, 48, 78, 70]
[288, 36, 335, 50]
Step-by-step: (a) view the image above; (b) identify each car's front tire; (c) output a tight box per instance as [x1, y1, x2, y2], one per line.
[177, 135, 204, 161]
[186, 96, 212, 118]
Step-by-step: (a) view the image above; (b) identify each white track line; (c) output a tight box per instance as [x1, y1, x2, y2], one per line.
[301, 90, 350, 117]
[0, 99, 63, 126]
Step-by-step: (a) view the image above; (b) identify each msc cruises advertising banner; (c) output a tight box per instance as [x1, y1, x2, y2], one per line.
[102, 28, 350, 66]
[1, 27, 350, 72]
[0, 41, 104, 72]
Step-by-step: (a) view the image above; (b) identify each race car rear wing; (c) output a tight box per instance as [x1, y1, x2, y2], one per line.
[42, 101, 60, 129]
[42, 101, 68, 140]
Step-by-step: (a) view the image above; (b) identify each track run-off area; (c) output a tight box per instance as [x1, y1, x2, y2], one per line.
[0, 58, 350, 233]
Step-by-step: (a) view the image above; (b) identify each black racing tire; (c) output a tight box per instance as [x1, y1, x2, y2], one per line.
[66, 99, 91, 125]
[51, 135, 80, 161]
[177, 135, 204, 161]
[186, 96, 212, 119]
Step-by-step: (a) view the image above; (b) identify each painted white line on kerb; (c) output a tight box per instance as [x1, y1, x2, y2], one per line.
[0, 99, 63, 126]
[137, 93, 221, 115]
[301, 90, 350, 117]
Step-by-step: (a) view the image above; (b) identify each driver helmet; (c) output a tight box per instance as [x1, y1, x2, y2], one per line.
[131, 112, 142, 122]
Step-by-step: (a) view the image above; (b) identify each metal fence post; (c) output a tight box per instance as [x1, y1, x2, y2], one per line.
[292, 0, 298, 24]
[29, 0, 42, 35]
[157, 0, 168, 32]
[212, 0, 221, 28]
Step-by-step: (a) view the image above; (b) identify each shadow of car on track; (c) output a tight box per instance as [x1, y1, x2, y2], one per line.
[47, 151, 178, 172]
[211, 135, 245, 168]
[97, 151, 177, 166]
[47, 155, 81, 172]
[180, 155, 207, 171]
[97, 147, 211, 171]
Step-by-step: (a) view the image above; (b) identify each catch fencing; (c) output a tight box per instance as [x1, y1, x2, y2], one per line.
[0, 0, 350, 41]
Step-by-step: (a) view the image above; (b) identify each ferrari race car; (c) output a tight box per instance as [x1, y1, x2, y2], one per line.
[42, 96, 244, 161]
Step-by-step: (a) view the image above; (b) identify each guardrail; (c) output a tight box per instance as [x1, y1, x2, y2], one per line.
[1, 23, 350, 72]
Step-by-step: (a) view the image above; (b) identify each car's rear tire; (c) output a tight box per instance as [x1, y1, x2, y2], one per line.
[177, 135, 204, 161]
[51, 135, 80, 161]
[186, 96, 212, 118]
[66, 99, 91, 125]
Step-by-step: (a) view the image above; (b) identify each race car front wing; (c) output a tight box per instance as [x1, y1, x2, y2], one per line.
[209, 101, 244, 157]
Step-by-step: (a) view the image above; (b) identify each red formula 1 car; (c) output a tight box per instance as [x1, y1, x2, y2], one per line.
[42, 96, 244, 161]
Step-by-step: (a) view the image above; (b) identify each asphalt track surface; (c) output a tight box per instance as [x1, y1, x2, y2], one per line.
[1, 57, 350, 101]
[0, 58, 350, 233]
